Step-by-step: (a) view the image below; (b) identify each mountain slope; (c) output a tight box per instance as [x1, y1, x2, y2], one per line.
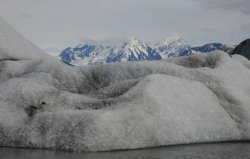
[153, 36, 191, 58]
[60, 44, 111, 65]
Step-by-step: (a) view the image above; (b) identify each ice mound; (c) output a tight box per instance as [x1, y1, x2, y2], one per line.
[0, 18, 51, 60]
[1, 17, 250, 151]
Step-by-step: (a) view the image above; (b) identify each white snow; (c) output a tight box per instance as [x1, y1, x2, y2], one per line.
[1, 17, 250, 152]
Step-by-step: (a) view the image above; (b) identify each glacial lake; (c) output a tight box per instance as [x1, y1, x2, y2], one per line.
[1, 142, 250, 159]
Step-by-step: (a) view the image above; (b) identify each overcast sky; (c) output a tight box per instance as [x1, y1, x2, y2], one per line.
[0, 0, 250, 54]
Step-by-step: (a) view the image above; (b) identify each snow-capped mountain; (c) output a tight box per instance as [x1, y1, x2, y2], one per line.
[190, 43, 224, 53]
[106, 37, 161, 63]
[177, 43, 226, 56]
[59, 36, 230, 66]
[60, 37, 161, 66]
[153, 36, 191, 58]
[59, 44, 112, 65]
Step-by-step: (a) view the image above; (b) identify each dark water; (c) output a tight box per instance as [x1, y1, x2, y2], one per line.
[1, 142, 250, 159]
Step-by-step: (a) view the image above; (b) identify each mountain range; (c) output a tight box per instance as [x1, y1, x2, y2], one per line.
[59, 36, 234, 66]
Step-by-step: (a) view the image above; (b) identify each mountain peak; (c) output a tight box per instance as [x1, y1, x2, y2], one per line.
[75, 43, 87, 48]
[128, 37, 141, 45]
[125, 37, 149, 50]
[162, 35, 186, 45]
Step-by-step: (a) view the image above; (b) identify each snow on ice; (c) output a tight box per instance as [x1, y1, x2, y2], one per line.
[0, 17, 250, 151]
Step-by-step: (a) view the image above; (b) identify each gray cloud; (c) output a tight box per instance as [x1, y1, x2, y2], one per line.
[19, 13, 31, 19]
[66, 36, 132, 47]
[1, 0, 249, 49]
[193, 0, 250, 14]
[200, 27, 218, 33]
[43, 47, 62, 56]
[241, 23, 250, 32]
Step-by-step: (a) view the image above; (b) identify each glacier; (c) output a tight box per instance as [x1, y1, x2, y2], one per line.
[1, 17, 250, 152]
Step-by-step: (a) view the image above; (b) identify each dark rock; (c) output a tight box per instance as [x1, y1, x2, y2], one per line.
[231, 39, 250, 60]
[41, 101, 46, 105]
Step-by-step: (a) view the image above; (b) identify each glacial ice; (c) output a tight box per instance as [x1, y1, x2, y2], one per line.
[1, 17, 250, 151]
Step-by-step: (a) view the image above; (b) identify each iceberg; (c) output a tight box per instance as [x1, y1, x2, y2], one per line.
[0, 17, 250, 151]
